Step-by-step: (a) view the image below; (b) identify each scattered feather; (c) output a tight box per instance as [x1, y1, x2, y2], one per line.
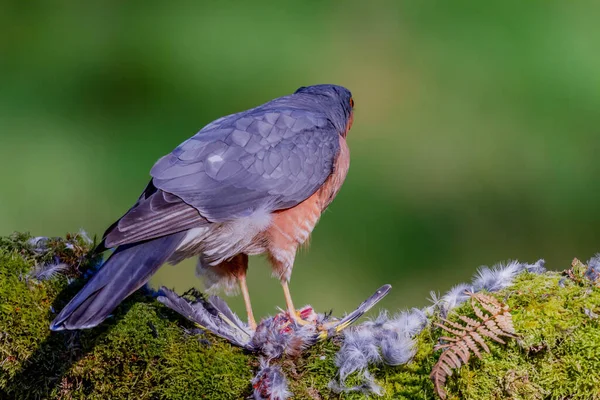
[380, 332, 415, 365]
[331, 258, 546, 396]
[361, 310, 389, 331]
[386, 308, 429, 338]
[28, 236, 50, 254]
[77, 229, 92, 245]
[332, 308, 423, 391]
[440, 283, 473, 316]
[336, 328, 382, 381]
[472, 260, 536, 292]
[584, 308, 598, 320]
[428, 291, 442, 307]
[29, 262, 70, 281]
[329, 370, 383, 396]
[523, 259, 546, 274]
[585, 254, 600, 282]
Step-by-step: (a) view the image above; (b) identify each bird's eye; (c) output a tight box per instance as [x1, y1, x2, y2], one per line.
[349, 97, 354, 108]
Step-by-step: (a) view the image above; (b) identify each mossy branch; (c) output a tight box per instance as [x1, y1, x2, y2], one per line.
[1, 232, 599, 399]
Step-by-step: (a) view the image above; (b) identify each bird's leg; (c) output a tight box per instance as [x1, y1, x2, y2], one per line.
[213, 253, 256, 330]
[266, 235, 309, 325]
[281, 280, 309, 325]
[281, 280, 296, 319]
[238, 274, 257, 330]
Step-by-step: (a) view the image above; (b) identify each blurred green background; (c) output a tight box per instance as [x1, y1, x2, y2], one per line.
[1, 1, 599, 319]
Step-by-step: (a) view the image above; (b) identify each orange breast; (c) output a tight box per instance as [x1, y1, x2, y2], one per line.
[265, 136, 350, 277]
[318, 135, 350, 209]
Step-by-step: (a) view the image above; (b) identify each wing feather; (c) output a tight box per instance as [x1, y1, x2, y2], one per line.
[102, 182, 208, 248]
[151, 106, 341, 222]
[102, 101, 344, 248]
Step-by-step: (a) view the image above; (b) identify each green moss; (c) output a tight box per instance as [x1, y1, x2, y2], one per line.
[0, 233, 253, 399]
[1, 232, 599, 399]
[446, 271, 600, 399]
[382, 271, 600, 400]
[278, 266, 599, 399]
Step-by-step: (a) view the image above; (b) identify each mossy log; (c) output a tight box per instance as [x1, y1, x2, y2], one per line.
[0, 232, 599, 399]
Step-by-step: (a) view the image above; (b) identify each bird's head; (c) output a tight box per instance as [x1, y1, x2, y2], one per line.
[294, 84, 354, 136]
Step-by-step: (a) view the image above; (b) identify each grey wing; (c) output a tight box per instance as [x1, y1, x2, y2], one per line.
[101, 181, 209, 248]
[150, 108, 341, 222]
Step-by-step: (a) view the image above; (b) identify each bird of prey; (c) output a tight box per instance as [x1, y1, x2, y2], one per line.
[50, 84, 354, 331]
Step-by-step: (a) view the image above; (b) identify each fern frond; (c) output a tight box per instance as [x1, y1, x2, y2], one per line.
[464, 334, 484, 358]
[468, 331, 489, 354]
[434, 320, 465, 336]
[458, 315, 479, 327]
[430, 292, 517, 399]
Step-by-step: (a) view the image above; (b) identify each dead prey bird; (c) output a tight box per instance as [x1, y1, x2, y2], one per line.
[157, 284, 391, 357]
